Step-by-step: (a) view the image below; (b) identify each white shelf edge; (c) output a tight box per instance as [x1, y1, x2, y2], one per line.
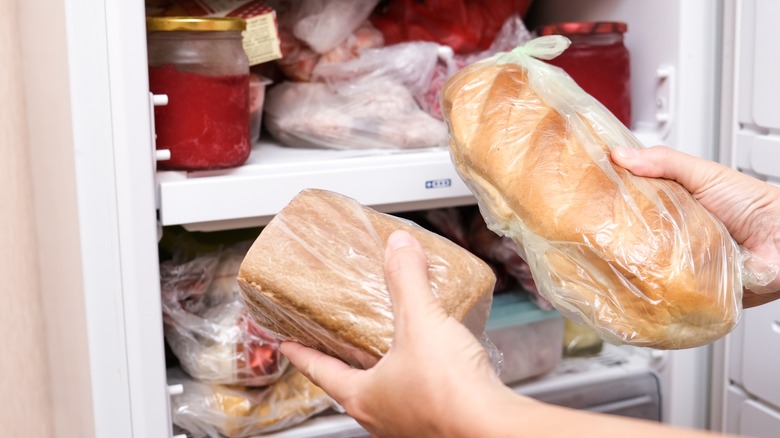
[157, 131, 666, 232]
[157, 140, 474, 231]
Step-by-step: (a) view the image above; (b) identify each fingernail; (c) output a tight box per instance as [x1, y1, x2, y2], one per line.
[387, 230, 414, 251]
[613, 147, 639, 159]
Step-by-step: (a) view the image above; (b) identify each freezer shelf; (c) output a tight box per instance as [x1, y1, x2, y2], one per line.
[156, 131, 664, 232]
[257, 344, 662, 438]
[157, 140, 475, 231]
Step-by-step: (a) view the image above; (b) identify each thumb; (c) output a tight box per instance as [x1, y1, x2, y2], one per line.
[611, 145, 718, 195]
[383, 230, 448, 333]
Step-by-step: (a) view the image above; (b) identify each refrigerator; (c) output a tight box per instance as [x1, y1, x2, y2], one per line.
[16, 0, 780, 437]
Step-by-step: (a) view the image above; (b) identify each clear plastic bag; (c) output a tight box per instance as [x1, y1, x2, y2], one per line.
[168, 367, 337, 438]
[441, 36, 754, 349]
[160, 244, 288, 386]
[265, 42, 451, 150]
[419, 13, 533, 119]
[238, 189, 498, 369]
[278, 0, 380, 54]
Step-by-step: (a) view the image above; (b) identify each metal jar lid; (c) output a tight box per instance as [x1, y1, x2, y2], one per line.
[536, 21, 628, 36]
[146, 16, 246, 32]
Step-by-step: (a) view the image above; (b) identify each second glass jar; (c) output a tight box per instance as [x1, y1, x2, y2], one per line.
[537, 21, 632, 128]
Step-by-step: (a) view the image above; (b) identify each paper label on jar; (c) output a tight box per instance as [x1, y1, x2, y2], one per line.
[240, 11, 282, 65]
[172, 0, 282, 65]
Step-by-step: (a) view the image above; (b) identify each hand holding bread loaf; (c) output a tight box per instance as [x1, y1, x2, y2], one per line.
[441, 36, 744, 349]
[238, 189, 496, 368]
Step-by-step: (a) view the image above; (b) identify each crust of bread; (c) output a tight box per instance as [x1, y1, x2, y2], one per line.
[238, 189, 495, 368]
[441, 62, 741, 349]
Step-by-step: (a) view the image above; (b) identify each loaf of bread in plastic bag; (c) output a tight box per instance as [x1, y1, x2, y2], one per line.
[441, 36, 743, 349]
[238, 188, 495, 368]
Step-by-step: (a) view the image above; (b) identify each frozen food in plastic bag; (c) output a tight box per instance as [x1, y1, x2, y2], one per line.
[276, 21, 384, 83]
[277, 0, 380, 54]
[441, 36, 754, 349]
[237, 188, 496, 369]
[161, 245, 288, 386]
[168, 367, 337, 438]
[264, 76, 447, 150]
[419, 13, 533, 119]
[266, 42, 452, 150]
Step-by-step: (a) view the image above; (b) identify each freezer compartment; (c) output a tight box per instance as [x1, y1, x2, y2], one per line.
[518, 344, 663, 422]
[486, 291, 565, 385]
[152, 0, 683, 232]
[528, 371, 661, 421]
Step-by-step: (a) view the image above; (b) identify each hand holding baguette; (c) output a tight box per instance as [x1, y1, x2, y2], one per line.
[441, 37, 750, 348]
[612, 145, 780, 308]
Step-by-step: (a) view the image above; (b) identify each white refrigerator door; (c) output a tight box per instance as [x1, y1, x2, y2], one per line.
[714, 0, 780, 435]
[721, 0, 780, 182]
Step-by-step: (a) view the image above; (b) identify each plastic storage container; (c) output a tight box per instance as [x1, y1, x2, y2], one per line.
[536, 21, 631, 127]
[486, 291, 564, 385]
[147, 16, 252, 170]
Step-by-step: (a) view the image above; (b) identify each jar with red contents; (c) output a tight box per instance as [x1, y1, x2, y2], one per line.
[536, 22, 631, 127]
[147, 17, 251, 170]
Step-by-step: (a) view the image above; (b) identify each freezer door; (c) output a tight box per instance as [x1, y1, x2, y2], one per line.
[723, 0, 780, 409]
[735, 301, 780, 408]
[724, 386, 780, 438]
[715, 0, 780, 434]
[739, 399, 780, 438]
[727, 0, 780, 183]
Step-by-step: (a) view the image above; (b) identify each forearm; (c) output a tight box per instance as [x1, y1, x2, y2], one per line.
[457, 387, 725, 438]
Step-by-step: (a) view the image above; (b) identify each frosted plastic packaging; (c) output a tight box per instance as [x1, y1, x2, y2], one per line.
[281, 0, 380, 54]
[168, 368, 336, 438]
[160, 245, 288, 386]
[265, 42, 449, 150]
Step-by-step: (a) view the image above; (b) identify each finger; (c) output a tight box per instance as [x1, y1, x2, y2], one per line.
[280, 341, 360, 401]
[611, 146, 716, 195]
[384, 230, 448, 331]
[743, 289, 780, 308]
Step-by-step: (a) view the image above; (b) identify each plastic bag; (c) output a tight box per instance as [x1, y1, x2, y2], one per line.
[160, 244, 288, 386]
[276, 0, 380, 55]
[273, 0, 383, 82]
[370, 0, 533, 54]
[417, 206, 550, 308]
[265, 42, 450, 150]
[420, 13, 533, 119]
[168, 367, 337, 438]
[238, 189, 498, 369]
[441, 36, 754, 349]
[276, 21, 384, 83]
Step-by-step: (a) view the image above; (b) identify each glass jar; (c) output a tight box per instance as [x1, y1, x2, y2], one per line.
[537, 22, 631, 127]
[147, 17, 251, 171]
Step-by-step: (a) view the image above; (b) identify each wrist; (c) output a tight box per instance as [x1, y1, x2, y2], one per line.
[443, 382, 538, 438]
